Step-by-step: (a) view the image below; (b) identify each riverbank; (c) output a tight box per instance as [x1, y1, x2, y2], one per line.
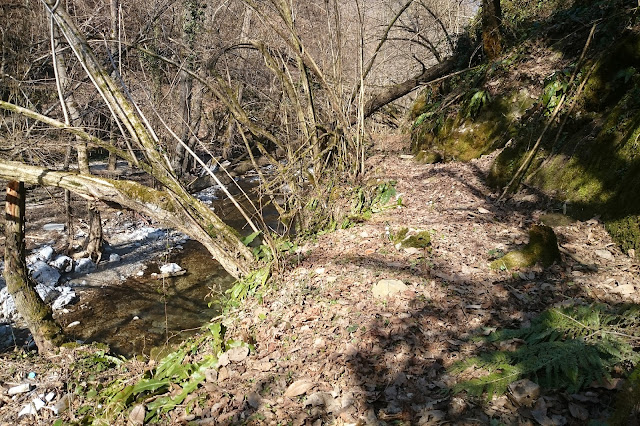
[1, 134, 639, 424]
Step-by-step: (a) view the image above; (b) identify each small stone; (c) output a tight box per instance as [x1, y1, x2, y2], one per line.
[595, 249, 614, 260]
[508, 379, 540, 407]
[372, 279, 408, 299]
[132, 316, 140, 321]
[109, 253, 121, 262]
[8, 383, 32, 395]
[67, 321, 80, 328]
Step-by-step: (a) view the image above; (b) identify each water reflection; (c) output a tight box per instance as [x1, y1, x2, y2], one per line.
[58, 241, 234, 357]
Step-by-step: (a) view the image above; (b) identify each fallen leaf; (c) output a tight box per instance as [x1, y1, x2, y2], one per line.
[129, 404, 145, 425]
[530, 398, 553, 426]
[227, 346, 249, 363]
[611, 284, 635, 295]
[284, 380, 315, 398]
[568, 402, 589, 420]
[508, 379, 540, 407]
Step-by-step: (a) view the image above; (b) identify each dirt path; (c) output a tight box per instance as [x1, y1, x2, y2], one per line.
[205, 134, 639, 425]
[1, 134, 638, 424]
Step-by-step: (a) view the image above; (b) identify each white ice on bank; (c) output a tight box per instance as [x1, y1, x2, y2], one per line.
[196, 185, 223, 205]
[27, 245, 54, 264]
[74, 258, 96, 274]
[0, 248, 76, 322]
[160, 263, 182, 274]
[123, 226, 165, 242]
[50, 255, 73, 273]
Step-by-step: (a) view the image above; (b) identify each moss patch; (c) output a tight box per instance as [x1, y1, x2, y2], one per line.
[490, 225, 561, 270]
[487, 33, 640, 258]
[394, 228, 431, 251]
[411, 85, 533, 164]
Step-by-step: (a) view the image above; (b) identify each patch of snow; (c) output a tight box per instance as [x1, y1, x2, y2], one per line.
[27, 246, 54, 263]
[124, 226, 165, 242]
[196, 185, 222, 205]
[160, 263, 182, 274]
[50, 255, 73, 273]
[42, 223, 65, 232]
[74, 258, 96, 274]
[51, 286, 76, 310]
[30, 261, 61, 287]
[109, 253, 121, 262]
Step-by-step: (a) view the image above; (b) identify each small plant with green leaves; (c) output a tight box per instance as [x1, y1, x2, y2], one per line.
[91, 324, 249, 423]
[466, 90, 492, 118]
[541, 70, 570, 115]
[449, 304, 640, 399]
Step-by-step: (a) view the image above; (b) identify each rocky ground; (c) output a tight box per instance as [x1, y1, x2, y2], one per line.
[0, 134, 639, 424]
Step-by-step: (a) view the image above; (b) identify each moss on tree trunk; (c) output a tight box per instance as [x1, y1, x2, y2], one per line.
[4, 181, 65, 354]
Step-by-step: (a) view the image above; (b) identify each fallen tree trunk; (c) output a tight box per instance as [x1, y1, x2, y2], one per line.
[0, 160, 254, 279]
[363, 57, 457, 118]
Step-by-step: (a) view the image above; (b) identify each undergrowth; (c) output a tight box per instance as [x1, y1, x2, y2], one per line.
[88, 322, 247, 424]
[449, 304, 640, 398]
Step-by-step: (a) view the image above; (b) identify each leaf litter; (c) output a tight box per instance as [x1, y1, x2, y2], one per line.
[0, 134, 639, 424]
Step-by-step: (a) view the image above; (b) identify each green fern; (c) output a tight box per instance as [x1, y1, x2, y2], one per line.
[450, 305, 640, 399]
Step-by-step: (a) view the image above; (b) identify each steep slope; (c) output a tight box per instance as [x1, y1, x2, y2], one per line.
[410, 0, 640, 257]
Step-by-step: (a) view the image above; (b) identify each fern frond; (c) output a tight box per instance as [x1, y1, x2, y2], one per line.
[449, 304, 640, 398]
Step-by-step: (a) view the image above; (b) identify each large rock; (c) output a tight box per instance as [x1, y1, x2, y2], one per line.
[372, 279, 408, 299]
[490, 224, 561, 270]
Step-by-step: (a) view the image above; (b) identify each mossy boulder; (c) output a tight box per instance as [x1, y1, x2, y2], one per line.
[490, 225, 561, 270]
[411, 86, 534, 164]
[393, 228, 431, 251]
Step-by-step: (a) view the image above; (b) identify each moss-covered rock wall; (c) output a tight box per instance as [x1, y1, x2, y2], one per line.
[490, 33, 640, 256]
[409, 1, 640, 257]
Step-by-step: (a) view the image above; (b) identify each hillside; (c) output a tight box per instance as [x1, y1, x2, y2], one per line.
[1, 0, 640, 424]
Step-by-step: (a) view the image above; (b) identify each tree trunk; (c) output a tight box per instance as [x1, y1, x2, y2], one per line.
[4, 181, 65, 354]
[38, 1, 256, 278]
[52, 25, 104, 261]
[0, 160, 253, 278]
[363, 57, 457, 118]
[482, 0, 503, 60]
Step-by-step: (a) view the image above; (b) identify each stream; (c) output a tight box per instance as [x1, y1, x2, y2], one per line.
[55, 174, 280, 357]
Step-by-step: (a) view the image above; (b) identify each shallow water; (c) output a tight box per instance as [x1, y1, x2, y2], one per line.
[58, 241, 234, 357]
[54, 176, 281, 357]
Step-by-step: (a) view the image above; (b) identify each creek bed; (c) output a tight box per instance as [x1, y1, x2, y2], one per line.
[55, 240, 234, 357]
